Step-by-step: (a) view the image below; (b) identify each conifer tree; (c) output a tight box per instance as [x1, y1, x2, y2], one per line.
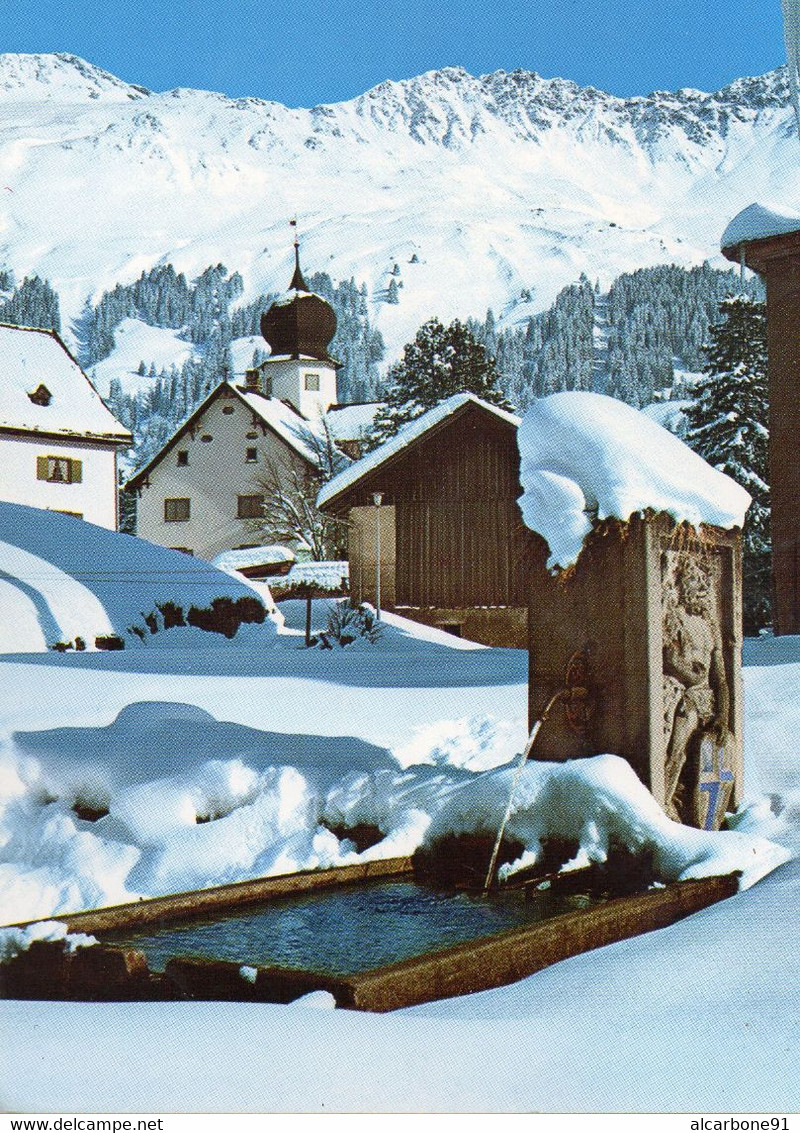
[367, 317, 510, 447]
[684, 296, 770, 633]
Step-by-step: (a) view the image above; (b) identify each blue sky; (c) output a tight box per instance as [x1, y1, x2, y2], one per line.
[0, 0, 787, 106]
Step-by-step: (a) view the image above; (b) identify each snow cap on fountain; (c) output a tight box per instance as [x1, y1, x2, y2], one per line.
[517, 391, 751, 570]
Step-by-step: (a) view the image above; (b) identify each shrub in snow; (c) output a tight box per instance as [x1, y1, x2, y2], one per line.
[186, 595, 266, 638]
[318, 600, 381, 648]
[157, 601, 186, 629]
[128, 595, 267, 641]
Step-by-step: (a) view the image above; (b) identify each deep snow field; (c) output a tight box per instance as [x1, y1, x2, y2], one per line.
[0, 595, 797, 1113]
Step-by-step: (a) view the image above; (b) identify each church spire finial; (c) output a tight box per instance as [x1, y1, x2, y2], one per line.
[289, 218, 308, 292]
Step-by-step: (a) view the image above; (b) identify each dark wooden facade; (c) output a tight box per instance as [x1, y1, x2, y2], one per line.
[322, 402, 531, 640]
[723, 228, 800, 635]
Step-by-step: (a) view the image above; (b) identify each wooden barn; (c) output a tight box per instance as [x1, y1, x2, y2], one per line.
[317, 393, 532, 647]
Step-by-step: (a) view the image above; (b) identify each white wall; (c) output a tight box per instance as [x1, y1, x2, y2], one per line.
[263, 358, 338, 417]
[0, 433, 119, 529]
[133, 391, 309, 560]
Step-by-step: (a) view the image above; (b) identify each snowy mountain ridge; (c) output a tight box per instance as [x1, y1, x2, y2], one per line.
[0, 53, 797, 360]
[0, 52, 789, 126]
[0, 52, 150, 102]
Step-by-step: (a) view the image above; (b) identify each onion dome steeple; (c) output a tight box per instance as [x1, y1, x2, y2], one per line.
[260, 228, 337, 363]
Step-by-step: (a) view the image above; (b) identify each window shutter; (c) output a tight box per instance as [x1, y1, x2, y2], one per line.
[71, 460, 83, 484]
[37, 456, 48, 480]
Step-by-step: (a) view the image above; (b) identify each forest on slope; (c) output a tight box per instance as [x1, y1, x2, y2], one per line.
[0, 258, 763, 470]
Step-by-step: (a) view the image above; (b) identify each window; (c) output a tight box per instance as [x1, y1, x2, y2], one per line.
[176, 450, 189, 466]
[37, 456, 82, 484]
[201, 434, 213, 443]
[237, 494, 264, 519]
[164, 497, 190, 522]
[28, 384, 52, 407]
[304, 373, 320, 392]
[245, 447, 258, 462]
[222, 405, 235, 415]
[439, 623, 463, 638]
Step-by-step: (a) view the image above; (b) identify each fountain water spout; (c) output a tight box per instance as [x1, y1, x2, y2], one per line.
[483, 648, 591, 893]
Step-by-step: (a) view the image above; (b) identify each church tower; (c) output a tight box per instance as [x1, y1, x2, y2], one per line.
[258, 234, 340, 418]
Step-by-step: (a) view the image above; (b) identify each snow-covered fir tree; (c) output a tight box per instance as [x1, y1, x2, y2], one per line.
[367, 316, 510, 447]
[468, 264, 763, 412]
[0, 275, 61, 333]
[684, 296, 770, 634]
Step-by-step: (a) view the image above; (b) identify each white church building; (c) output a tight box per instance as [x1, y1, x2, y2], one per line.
[0, 324, 131, 529]
[127, 247, 379, 560]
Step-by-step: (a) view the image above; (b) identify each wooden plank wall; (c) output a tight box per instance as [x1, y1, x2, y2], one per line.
[390, 408, 530, 607]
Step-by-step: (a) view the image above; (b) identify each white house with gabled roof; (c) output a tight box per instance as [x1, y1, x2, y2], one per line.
[0, 324, 131, 529]
[126, 243, 384, 561]
[127, 379, 335, 560]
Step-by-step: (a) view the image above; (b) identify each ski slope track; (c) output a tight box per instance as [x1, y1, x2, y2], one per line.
[0, 53, 798, 361]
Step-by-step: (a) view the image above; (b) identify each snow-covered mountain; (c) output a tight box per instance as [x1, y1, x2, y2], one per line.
[0, 52, 797, 359]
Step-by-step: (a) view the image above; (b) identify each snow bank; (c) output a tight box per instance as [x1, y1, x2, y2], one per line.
[212, 545, 295, 572]
[428, 752, 789, 890]
[0, 920, 96, 964]
[392, 713, 522, 770]
[721, 201, 800, 248]
[517, 392, 751, 569]
[0, 700, 788, 925]
[0, 502, 281, 651]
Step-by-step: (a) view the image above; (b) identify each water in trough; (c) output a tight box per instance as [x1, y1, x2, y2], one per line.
[101, 880, 596, 975]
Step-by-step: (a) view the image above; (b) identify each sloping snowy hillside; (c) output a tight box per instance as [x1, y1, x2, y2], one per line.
[0, 52, 798, 360]
[0, 502, 280, 651]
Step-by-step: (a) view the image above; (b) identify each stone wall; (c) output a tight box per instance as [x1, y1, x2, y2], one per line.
[528, 513, 744, 829]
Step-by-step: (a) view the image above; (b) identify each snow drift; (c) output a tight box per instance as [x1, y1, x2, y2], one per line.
[0, 502, 280, 651]
[0, 698, 788, 925]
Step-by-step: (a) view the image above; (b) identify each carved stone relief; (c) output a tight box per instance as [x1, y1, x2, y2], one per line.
[661, 549, 734, 826]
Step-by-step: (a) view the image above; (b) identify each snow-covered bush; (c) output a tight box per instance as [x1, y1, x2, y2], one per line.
[318, 600, 381, 648]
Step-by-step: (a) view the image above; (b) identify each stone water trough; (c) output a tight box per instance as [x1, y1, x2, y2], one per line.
[1, 851, 739, 1012]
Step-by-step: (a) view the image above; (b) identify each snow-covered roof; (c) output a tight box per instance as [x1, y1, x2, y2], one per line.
[324, 401, 385, 442]
[721, 202, 800, 249]
[0, 325, 131, 443]
[127, 382, 327, 489]
[212, 545, 295, 572]
[272, 560, 349, 591]
[318, 393, 521, 509]
[234, 388, 327, 465]
[518, 391, 751, 570]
